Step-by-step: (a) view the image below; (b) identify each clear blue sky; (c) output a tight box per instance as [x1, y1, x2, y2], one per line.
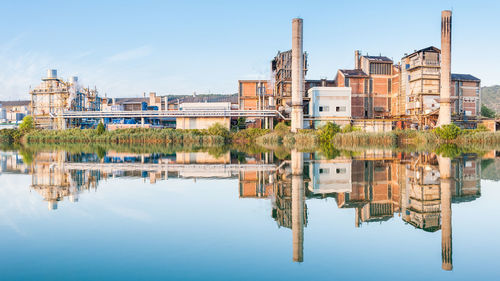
[0, 0, 498, 100]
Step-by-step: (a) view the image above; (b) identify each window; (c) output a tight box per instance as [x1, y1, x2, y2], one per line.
[369, 79, 373, 93]
[336, 106, 346, 112]
[336, 168, 347, 174]
[364, 79, 368, 94]
[319, 106, 329, 112]
[319, 168, 330, 174]
[345, 77, 350, 87]
[388, 78, 392, 94]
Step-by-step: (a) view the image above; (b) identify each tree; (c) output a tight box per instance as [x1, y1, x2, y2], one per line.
[481, 104, 496, 118]
[96, 122, 105, 135]
[19, 115, 34, 132]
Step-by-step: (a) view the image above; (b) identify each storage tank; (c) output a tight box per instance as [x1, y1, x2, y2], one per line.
[47, 69, 57, 79]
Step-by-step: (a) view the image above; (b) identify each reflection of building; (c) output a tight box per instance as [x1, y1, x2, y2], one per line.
[309, 159, 351, 194]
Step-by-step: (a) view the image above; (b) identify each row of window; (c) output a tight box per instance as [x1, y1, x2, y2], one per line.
[319, 106, 347, 112]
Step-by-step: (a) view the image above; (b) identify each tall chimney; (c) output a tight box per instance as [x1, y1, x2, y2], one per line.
[354, 50, 360, 69]
[438, 10, 452, 126]
[291, 18, 304, 133]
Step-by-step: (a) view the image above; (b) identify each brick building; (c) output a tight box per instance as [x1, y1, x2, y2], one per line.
[336, 51, 397, 119]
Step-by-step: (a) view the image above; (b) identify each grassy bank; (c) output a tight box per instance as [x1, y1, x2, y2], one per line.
[24, 128, 226, 145]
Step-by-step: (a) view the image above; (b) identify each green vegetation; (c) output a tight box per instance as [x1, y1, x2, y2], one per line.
[24, 128, 226, 145]
[19, 115, 34, 133]
[434, 124, 462, 140]
[481, 104, 497, 118]
[96, 122, 105, 135]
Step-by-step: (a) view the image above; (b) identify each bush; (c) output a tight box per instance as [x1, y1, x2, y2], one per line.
[206, 123, 230, 140]
[434, 124, 462, 140]
[19, 115, 34, 132]
[274, 122, 290, 135]
[96, 122, 105, 135]
[341, 124, 360, 133]
[318, 122, 341, 143]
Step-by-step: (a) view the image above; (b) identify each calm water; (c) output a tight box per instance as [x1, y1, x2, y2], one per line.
[0, 147, 499, 280]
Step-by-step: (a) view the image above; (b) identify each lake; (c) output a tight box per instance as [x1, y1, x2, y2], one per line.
[0, 146, 499, 280]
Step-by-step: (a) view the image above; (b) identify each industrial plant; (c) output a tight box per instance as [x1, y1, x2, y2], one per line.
[0, 10, 494, 131]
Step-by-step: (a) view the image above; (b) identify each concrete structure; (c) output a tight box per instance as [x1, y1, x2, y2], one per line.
[176, 102, 232, 129]
[291, 18, 304, 133]
[438, 10, 453, 126]
[400, 47, 441, 125]
[307, 87, 351, 128]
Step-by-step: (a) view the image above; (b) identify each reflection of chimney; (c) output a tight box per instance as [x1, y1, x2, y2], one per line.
[291, 149, 304, 262]
[438, 10, 452, 126]
[354, 50, 360, 69]
[291, 18, 304, 133]
[438, 156, 453, 271]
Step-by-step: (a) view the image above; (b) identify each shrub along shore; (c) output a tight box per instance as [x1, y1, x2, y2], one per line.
[1, 116, 499, 150]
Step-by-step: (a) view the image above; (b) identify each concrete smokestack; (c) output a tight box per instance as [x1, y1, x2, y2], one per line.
[438, 155, 453, 271]
[438, 10, 452, 126]
[291, 18, 304, 133]
[354, 50, 360, 69]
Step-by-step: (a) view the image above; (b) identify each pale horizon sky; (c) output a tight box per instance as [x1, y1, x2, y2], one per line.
[0, 0, 499, 100]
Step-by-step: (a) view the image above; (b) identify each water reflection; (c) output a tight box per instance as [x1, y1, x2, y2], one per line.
[0, 147, 497, 271]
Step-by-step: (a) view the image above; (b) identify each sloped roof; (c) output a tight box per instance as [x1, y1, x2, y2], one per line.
[451, 73, 480, 82]
[363, 56, 393, 63]
[339, 69, 368, 78]
[402, 46, 441, 59]
[0, 100, 30, 107]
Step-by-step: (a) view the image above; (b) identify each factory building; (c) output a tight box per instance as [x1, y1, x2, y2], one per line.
[0, 100, 30, 123]
[451, 74, 481, 118]
[400, 47, 442, 126]
[307, 87, 351, 128]
[30, 69, 101, 129]
[335, 51, 397, 119]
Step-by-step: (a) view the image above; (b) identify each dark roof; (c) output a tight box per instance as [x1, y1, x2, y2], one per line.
[113, 97, 148, 105]
[402, 46, 441, 59]
[363, 56, 392, 63]
[339, 69, 368, 77]
[0, 100, 30, 107]
[451, 73, 480, 82]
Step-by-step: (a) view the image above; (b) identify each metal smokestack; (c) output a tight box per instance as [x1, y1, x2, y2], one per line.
[291, 18, 304, 133]
[438, 10, 452, 126]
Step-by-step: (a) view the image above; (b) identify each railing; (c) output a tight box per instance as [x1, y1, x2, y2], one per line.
[58, 109, 285, 119]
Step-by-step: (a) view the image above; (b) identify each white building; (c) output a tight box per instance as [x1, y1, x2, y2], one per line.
[308, 87, 351, 128]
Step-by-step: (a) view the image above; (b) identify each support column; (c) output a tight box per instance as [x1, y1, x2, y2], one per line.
[265, 117, 269, 129]
[291, 18, 304, 133]
[438, 10, 453, 126]
[291, 149, 304, 262]
[141, 117, 145, 127]
[438, 155, 453, 271]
